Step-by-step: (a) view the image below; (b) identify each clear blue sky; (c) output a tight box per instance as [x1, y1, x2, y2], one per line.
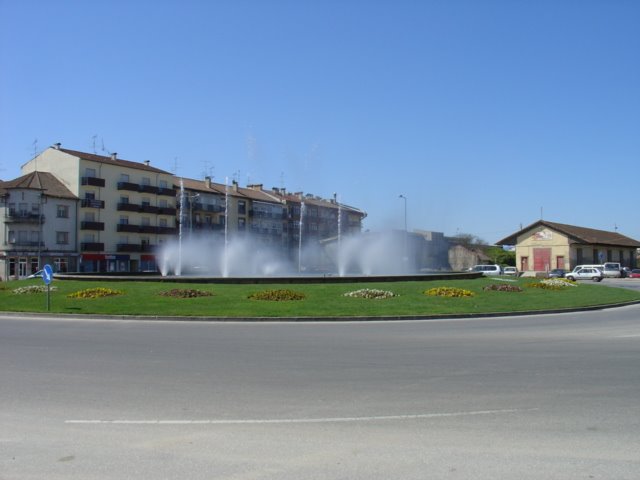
[1, 0, 638, 243]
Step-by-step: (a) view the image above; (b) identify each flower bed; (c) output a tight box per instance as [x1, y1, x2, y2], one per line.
[483, 284, 523, 292]
[67, 287, 124, 299]
[425, 286, 475, 298]
[159, 289, 213, 298]
[248, 289, 306, 301]
[12, 285, 58, 295]
[528, 278, 577, 290]
[343, 288, 397, 299]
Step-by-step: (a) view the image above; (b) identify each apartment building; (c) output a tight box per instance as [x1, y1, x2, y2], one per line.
[180, 179, 367, 265]
[21, 144, 177, 273]
[5, 144, 366, 276]
[0, 171, 78, 280]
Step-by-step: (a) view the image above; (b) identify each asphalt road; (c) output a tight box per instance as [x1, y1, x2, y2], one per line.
[1, 305, 640, 479]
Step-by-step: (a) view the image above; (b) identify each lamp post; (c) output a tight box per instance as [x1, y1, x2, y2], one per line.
[188, 193, 200, 236]
[399, 194, 408, 268]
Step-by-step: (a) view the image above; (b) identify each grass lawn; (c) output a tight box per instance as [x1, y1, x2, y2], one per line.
[2, 277, 639, 318]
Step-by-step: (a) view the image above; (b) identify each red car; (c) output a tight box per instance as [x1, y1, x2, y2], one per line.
[629, 269, 640, 278]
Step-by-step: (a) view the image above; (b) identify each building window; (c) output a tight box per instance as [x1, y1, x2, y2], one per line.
[141, 177, 150, 186]
[159, 180, 168, 189]
[141, 217, 150, 226]
[238, 201, 246, 215]
[238, 218, 246, 230]
[120, 195, 129, 204]
[86, 168, 96, 177]
[56, 232, 69, 245]
[8, 230, 15, 243]
[85, 211, 95, 222]
[119, 216, 129, 225]
[54, 258, 68, 273]
[141, 197, 150, 207]
[57, 205, 69, 218]
[159, 199, 168, 208]
[120, 173, 130, 183]
[159, 218, 167, 227]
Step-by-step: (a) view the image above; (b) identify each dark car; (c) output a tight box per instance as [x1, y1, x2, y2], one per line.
[548, 269, 566, 278]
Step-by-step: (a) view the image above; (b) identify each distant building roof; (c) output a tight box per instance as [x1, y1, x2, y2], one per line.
[496, 220, 640, 248]
[57, 147, 172, 175]
[0, 171, 77, 200]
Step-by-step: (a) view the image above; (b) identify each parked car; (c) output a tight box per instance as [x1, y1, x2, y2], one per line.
[547, 269, 566, 278]
[565, 267, 603, 282]
[621, 267, 632, 278]
[570, 265, 603, 274]
[471, 265, 503, 276]
[629, 269, 640, 278]
[602, 262, 622, 278]
[503, 266, 518, 276]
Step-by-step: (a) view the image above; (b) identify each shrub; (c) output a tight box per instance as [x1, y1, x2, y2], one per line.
[13, 285, 58, 295]
[67, 287, 124, 299]
[248, 289, 306, 301]
[425, 287, 475, 298]
[159, 288, 213, 298]
[343, 288, 397, 299]
[483, 284, 523, 292]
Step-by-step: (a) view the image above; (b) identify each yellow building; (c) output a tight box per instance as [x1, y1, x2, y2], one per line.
[497, 220, 640, 275]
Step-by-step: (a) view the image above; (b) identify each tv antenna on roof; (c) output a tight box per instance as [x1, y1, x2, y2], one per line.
[91, 135, 98, 154]
[172, 157, 178, 175]
[101, 138, 112, 156]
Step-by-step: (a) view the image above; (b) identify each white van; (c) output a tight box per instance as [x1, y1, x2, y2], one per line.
[471, 265, 502, 276]
[602, 262, 622, 278]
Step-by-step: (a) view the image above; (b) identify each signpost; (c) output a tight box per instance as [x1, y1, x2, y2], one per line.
[42, 264, 53, 311]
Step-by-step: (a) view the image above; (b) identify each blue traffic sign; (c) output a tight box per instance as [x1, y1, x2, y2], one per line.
[42, 264, 54, 285]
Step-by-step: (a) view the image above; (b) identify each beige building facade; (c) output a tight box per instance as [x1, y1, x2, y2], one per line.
[497, 220, 640, 275]
[22, 145, 177, 273]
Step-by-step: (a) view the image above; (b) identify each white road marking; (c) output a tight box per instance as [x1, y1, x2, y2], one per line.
[65, 408, 537, 425]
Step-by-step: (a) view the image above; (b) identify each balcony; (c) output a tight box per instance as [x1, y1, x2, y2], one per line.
[7, 240, 44, 248]
[157, 226, 178, 235]
[117, 202, 140, 212]
[139, 225, 157, 234]
[117, 243, 142, 252]
[157, 206, 177, 216]
[139, 204, 159, 214]
[157, 187, 176, 197]
[81, 199, 105, 209]
[81, 242, 104, 251]
[117, 181, 139, 192]
[5, 212, 45, 224]
[81, 176, 106, 187]
[141, 243, 156, 253]
[139, 184, 159, 194]
[117, 224, 140, 233]
[81, 221, 105, 231]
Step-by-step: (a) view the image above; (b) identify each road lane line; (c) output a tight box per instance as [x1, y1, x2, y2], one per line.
[65, 408, 538, 425]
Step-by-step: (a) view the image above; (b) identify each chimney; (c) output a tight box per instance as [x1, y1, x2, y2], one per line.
[205, 176, 212, 189]
[247, 184, 263, 191]
[53, 143, 61, 150]
[144, 160, 150, 166]
[272, 187, 280, 194]
[111, 152, 117, 161]
[232, 180, 239, 192]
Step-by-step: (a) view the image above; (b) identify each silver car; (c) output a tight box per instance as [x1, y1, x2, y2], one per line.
[566, 267, 603, 282]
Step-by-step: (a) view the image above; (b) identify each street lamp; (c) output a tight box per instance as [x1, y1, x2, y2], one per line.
[399, 195, 408, 267]
[398, 195, 407, 232]
[188, 193, 200, 235]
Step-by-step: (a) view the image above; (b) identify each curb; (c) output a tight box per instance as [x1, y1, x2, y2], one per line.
[2, 299, 640, 323]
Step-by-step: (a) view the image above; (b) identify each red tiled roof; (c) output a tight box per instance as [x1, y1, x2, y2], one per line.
[59, 148, 172, 175]
[496, 220, 640, 248]
[0, 171, 77, 199]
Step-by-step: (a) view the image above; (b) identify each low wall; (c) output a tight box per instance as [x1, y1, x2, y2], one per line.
[55, 272, 483, 284]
